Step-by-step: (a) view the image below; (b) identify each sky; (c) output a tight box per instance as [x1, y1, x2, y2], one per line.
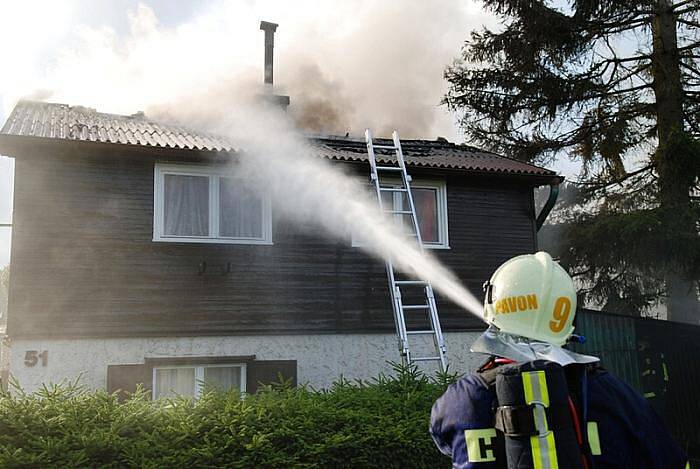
[0, 0, 582, 268]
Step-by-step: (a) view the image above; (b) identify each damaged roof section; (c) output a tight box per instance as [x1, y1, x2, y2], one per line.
[312, 136, 556, 176]
[0, 100, 557, 178]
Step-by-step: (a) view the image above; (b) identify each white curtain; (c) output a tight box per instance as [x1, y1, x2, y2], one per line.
[219, 178, 263, 238]
[163, 174, 209, 236]
[154, 368, 195, 398]
[203, 366, 242, 392]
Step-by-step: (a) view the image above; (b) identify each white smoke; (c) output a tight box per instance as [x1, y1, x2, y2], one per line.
[0, 0, 496, 139]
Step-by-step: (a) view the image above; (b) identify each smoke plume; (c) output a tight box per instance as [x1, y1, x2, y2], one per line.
[0, 0, 496, 140]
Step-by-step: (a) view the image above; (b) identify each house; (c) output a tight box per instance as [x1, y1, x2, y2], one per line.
[0, 100, 560, 397]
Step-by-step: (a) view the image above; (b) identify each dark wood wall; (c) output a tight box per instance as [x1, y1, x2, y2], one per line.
[7, 145, 538, 339]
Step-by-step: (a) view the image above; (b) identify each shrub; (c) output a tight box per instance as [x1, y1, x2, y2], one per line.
[0, 364, 457, 468]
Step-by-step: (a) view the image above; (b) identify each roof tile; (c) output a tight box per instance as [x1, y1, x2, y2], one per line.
[0, 100, 556, 178]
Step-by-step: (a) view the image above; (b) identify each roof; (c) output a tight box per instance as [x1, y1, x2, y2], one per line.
[0, 100, 557, 179]
[0, 101, 231, 152]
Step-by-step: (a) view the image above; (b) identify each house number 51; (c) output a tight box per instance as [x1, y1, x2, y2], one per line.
[24, 350, 48, 367]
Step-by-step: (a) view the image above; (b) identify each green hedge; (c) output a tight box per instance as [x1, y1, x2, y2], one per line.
[0, 365, 456, 468]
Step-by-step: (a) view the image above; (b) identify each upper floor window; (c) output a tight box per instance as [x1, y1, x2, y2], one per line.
[353, 179, 449, 249]
[153, 164, 272, 244]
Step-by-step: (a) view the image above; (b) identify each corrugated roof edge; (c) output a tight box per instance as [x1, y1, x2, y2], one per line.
[0, 133, 237, 162]
[319, 150, 555, 174]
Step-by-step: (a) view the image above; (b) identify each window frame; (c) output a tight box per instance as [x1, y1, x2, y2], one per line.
[153, 163, 272, 245]
[352, 178, 450, 249]
[151, 362, 247, 400]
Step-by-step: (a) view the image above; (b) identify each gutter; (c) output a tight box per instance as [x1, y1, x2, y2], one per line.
[536, 180, 560, 231]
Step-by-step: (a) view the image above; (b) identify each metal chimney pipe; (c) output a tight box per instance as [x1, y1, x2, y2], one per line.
[259, 21, 278, 88]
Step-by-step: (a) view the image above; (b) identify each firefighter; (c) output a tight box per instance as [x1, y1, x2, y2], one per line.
[430, 252, 688, 469]
[638, 335, 670, 417]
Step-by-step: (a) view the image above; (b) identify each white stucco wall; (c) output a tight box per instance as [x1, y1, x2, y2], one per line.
[7, 331, 486, 393]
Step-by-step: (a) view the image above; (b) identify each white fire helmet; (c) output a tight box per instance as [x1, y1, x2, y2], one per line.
[482, 251, 577, 346]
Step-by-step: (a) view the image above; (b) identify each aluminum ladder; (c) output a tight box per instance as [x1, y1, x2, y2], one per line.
[364, 129, 448, 372]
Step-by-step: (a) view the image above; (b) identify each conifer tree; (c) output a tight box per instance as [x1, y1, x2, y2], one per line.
[445, 0, 700, 322]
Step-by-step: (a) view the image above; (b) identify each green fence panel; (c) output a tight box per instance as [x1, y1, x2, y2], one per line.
[572, 309, 700, 463]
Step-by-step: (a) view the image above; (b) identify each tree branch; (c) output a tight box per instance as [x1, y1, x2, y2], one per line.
[573, 164, 655, 190]
[592, 83, 654, 99]
[588, 13, 654, 35]
[679, 61, 700, 78]
[603, 18, 654, 36]
[678, 18, 700, 29]
[604, 63, 653, 90]
[674, 6, 700, 16]
[671, 0, 697, 11]
[678, 40, 700, 52]
[602, 54, 653, 65]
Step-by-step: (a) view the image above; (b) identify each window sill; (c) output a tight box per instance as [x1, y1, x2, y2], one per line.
[424, 244, 451, 250]
[152, 237, 274, 246]
[351, 243, 451, 250]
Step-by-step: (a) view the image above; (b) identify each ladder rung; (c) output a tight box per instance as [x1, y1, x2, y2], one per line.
[386, 210, 413, 215]
[406, 330, 435, 335]
[395, 280, 428, 285]
[402, 304, 430, 310]
[379, 188, 408, 192]
[412, 356, 442, 362]
[371, 144, 398, 150]
[375, 166, 403, 171]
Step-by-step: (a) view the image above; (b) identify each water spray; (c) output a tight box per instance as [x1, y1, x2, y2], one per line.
[204, 102, 486, 322]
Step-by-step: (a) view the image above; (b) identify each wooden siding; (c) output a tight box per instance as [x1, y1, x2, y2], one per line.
[7, 147, 537, 339]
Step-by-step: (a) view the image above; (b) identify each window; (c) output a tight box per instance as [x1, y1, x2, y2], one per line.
[353, 179, 449, 249]
[153, 164, 272, 244]
[152, 363, 246, 399]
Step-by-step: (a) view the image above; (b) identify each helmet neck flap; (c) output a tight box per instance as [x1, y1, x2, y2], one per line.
[471, 325, 599, 367]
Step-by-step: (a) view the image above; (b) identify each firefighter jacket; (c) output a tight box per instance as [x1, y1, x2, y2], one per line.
[430, 360, 688, 469]
[640, 348, 670, 400]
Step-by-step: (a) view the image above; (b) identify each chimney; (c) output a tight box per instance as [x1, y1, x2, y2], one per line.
[259, 20, 290, 110]
[260, 21, 277, 87]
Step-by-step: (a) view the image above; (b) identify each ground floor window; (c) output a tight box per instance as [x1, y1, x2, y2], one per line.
[152, 363, 246, 399]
